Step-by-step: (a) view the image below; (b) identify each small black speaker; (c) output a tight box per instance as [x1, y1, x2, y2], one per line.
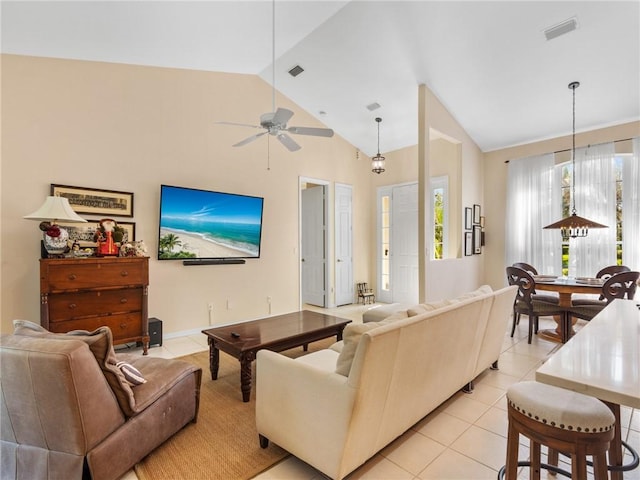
[148, 317, 163, 347]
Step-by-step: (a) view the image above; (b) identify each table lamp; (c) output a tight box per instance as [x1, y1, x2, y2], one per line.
[24, 196, 87, 257]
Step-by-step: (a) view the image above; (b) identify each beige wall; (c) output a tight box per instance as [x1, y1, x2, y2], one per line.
[365, 85, 486, 302]
[483, 121, 640, 290]
[0, 54, 373, 335]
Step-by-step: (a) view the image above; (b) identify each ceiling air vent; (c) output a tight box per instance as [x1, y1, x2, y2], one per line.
[544, 17, 578, 41]
[288, 65, 304, 77]
[366, 102, 381, 111]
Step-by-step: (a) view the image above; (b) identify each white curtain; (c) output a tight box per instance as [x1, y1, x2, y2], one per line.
[623, 138, 640, 271]
[570, 142, 616, 277]
[505, 153, 561, 275]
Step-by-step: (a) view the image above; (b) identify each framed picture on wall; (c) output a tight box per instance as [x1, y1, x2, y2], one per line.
[51, 184, 134, 217]
[465, 207, 472, 230]
[465, 231, 473, 256]
[473, 204, 481, 224]
[473, 225, 482, 254]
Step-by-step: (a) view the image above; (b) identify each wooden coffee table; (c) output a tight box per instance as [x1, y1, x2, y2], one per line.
[202, 310, 351, 402]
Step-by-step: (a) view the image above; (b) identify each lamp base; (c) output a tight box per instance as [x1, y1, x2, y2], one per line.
[41, 228, 70, 258]
[40, 241, 66, 259]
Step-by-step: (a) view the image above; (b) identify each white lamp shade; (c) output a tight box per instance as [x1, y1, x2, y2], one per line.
[24, 196, 87, 223]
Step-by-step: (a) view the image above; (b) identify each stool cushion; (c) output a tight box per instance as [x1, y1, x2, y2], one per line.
[507, 381, 615, 433]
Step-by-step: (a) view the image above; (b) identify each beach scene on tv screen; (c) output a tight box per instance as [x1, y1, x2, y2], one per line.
[158, 186, 263, 260]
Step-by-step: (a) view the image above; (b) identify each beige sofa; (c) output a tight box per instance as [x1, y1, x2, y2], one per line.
[1, 321, 202, 480]
[256, 285, 517, 480]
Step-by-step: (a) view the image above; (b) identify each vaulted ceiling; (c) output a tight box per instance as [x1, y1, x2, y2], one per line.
[2, 1, 638, 157]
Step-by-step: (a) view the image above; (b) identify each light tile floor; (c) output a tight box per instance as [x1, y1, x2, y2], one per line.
[120, 303, 639, 480]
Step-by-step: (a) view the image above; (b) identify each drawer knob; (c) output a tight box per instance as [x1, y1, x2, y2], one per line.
[120, 271, 129, 277]
[68, 274, 77, 281]
[120, 298, 128, 304]
[119, 323, 128, 330]
[68, 303, 77, 309]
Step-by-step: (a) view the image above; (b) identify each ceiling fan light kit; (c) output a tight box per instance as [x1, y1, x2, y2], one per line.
[543, 81, 607, 240]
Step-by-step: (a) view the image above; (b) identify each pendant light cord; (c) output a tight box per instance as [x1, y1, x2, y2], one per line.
[570, 81, 579, 215]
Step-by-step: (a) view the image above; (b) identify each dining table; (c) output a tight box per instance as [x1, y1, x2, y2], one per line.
[533, 275, 604, 342]
[536, 299, 640, 480]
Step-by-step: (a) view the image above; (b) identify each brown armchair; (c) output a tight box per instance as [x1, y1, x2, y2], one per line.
[1, 321, 201, 480]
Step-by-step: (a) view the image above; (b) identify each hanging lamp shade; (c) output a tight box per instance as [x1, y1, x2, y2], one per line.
[543, 81, 607, 240]
[543, 212, 608, 239]
[372, 117, 385, 174]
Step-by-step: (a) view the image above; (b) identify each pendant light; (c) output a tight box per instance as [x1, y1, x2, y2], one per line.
[372, 117, 385, 174]
[543, 81, 607, 240]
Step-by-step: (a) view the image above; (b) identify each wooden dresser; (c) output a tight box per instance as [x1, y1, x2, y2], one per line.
[40, 256, 150, 354]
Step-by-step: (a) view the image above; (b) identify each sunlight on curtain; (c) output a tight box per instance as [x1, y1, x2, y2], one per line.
[570, 142, 616, 277]
[505, 154, 561, 275]
[623, 138, 640, 271]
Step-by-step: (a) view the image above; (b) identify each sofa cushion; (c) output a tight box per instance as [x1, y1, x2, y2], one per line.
[12, 320, 137, 416]
[446, 285, 493, 304]
[336, 322, 384, 377]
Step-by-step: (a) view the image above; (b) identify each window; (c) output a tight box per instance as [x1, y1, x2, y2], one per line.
[380, 194, 390, 291]
[559, 156, 624, 276]
[430, 176, 448, 260]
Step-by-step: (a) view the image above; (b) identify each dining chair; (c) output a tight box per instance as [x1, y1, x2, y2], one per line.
[568, 271, 639, 327]
[573, 265, 631, 304]
[509, 263, 559, 331]
[506, 267, 568, 344]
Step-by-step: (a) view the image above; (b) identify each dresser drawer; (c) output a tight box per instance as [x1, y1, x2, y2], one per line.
[47, 288, 143, 321]
[43, 260, 147, 291]
[49, 313, 144, 342]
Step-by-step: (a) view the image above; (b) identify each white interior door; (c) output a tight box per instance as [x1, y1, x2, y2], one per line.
[335, 184, 353, 305]
[301, 185, 326, 307]
[389, 183, 419, 304]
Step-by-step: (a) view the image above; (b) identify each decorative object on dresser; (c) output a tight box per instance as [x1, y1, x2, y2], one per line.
[23, 195, 88, 257]
[94, 218, 125, 256]
[40, 256, 150, 354]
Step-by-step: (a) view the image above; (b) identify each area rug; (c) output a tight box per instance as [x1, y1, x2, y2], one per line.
[134, 337, 335, 480]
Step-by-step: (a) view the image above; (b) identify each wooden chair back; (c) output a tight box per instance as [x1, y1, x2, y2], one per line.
[512, 262, 538, 275]
[601, 271, 639, 302]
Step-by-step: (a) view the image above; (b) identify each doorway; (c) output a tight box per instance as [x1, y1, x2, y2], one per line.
[300, 179, 329, 307]
[377, 182, 419, 304]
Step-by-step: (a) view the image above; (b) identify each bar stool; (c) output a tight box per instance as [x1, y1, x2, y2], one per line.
[499, 381, 615, 480]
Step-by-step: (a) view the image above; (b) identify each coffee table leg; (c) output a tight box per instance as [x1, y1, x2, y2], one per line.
[208, 337, 220, 380]
[240, 352, 255, 402]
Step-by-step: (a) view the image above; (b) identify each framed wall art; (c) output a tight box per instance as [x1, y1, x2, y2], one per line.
[473, 204, 481, 225]
[51, 184, 134, 217]
[465, 207, 472, 230]
[464, 231, 473, 256]
[473, 225, 482, 254]
[58, 220, 135, 246]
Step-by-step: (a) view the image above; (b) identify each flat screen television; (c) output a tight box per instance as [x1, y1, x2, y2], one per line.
[158, 184, 264, 262]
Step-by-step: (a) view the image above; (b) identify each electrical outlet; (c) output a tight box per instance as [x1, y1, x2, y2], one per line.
[267, 296, 272, 304]
[208, 303, 214, 312]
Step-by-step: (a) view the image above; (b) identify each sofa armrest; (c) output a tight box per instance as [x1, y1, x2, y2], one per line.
[256, 349, 356, 478]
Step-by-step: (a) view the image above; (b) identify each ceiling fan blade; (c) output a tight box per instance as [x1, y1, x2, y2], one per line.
[271, 108, 294, 126]
[233, 131, 267, 147]
[277, 133, 301, 152]
[215, 121, 262, 129]
[286, 126, 334, 137]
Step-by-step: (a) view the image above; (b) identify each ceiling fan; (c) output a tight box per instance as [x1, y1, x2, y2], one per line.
[215, 0, 334, 152]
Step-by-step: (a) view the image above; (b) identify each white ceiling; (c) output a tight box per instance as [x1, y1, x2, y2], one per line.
[2, 1, 639, 157]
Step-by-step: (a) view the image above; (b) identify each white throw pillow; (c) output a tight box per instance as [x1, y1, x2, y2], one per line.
[335, 322, 383, 376]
